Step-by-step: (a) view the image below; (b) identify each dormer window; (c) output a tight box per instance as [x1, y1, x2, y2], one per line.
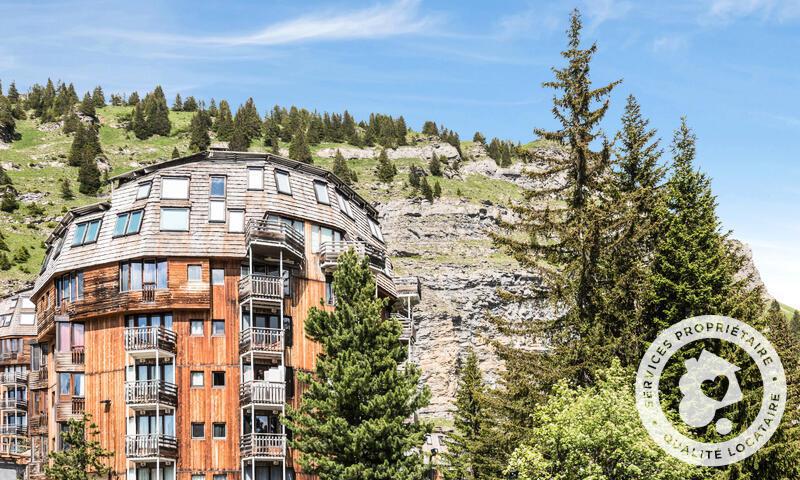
[313, 181, 330, 205]
[274, 170, 292, 195]
[72, 218, 102, 246]
[136, 182, 152, 200]
[51, 237, 64, 259]
[368, 218, 384, 242]
[161, 177, 189, 200]
[114, 210, 143, 237]
[336, 192, 354, 219]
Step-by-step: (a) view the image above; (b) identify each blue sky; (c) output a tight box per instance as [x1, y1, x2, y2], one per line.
[2, 0, 799, 306]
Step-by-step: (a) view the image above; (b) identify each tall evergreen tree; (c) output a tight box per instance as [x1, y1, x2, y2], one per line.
[792, 310, 800, 337]
[332, 149, 355, 185]
[92, 86, 106, 108]
[419, 176, 433, 202]
[285, 251, 430, 480]
[429, 153, 442, 176]
[188, 110, 211, 152]
[130, 102, 148, 140]
[172, 93, 183, 111]
[183, 96, 198, 112]
[422, 121, 439, 136]
[208, 98, 218, 116]
[433, 180, 442, 198]
[79, 92, 96, 118]
[45, 414, 113, 480]
[473, 132, 486, 144]
[288, 128, 312, 164]
[127, 91, 139, 106]
[78, 154, 101, 195]
[6, 82, 18, 104]
[214, 100, 234, 141]
[0, 165, 12, 186]
[375, 149, 397, 183]
[171, 147, 180, 159]
[60, 178, 74, 200]
[62, 111, 80, 134]
[442, 349, 485, 480]
[144, 86, 171, 136]
[408, 166, 421, 188]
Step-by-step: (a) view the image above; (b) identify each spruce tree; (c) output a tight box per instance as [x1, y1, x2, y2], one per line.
[127, 91, 139, 105]
[188, 110, 211, 152]
[68, 123, 87, 167]
[419, 177, 433, 202]
[429, 153, 442, 176]
[375, 149, 396, 183]
[285, 251, 430, 480]
[92, 86, 106, 108]
[229, 122, 249, 151]
[288, 128, 312, 164]
[433, 180, 442, 198]
[131, 102, 148, 140]
[422, 121, 439, 136]
[79, 92, 96, 118]
[0, 165, 11, 186]
[6, 82, 18, 104]
[45, 414, 113, 479]
[0, 253, 9, 271]
[78, 153, 102, 195]
[442, 349, 485, 480]
[171, 147, 180, 159]
[500, 148, 511, 167]
[60, 178, 74, 200]
[0, 190, 18, 212]
[408, 166, 421, 188]
[473, 132, 486, 144]
[214, 100, 234, 141]
[144, 86, 171, 136]
[12, 245, 29, 264]
[183, 96, 198, 112]
[172, 93, 183, 111]
[62, 111, 80, 134]
[332, 149, 355, 185]
[208, 98, 218, 116]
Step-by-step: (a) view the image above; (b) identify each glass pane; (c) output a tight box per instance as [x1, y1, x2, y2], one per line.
[130, 262, 143, 290]
[212, 269, 224, 285]
[311, 225, 320, 253]
[275, 171, 291, 194]
[188, 265, 201, 282]
[72, 323, 84, 347]
[76, 272, 84, 299]
[58, 323, 71, 352]
[248, 168, 263, 189]
[85, 220, 101, 243]
[209, 200, 225, 222]
[136, 182, 151, 199]
[314, 182, 329, 204]
[59, 373, 70, 395]
[127, 210, 143, 234]
[143, 261, 156, 285]
[114, 214, 128, 236]
[210, 177, 226, 197]
[73, 374, 84, 396]
[191, 321, 203, 335]
[164, 313, 173, 330]
[72, 223, 87, 246]
[120, 263, 129, 291]
[161, 208, 189, 231]
[157, 260, 168, 288]
[229, 211, 244, 233]
[161, 178, 189, 199]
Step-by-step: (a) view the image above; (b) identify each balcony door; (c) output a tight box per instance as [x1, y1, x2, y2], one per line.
[243, 466, 284, 480]
[243, 412, 280, 435]
[127, 413, 175, 436]
[127, 313, 174, 330]
[132, 465, 174, 480]
[56, 322, 84, 353]
[241, 312, 281, 331]
[126, 361, 174, 383]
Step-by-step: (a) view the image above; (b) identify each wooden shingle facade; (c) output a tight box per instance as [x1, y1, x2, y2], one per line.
[26, 150, 420, 480]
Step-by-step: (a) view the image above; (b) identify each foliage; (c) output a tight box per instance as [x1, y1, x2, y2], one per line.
[214, 100, 234, 141]
[332, 149, 357, 185]
[45, 414, 113, 480]
[78, 156, 101, 195]
[171, 146, 180, 159]
[92, 86, 106, 108]
[188, 110, 211, 152]
[442, 349, 487, 480]
[419, 176, 433, 202]
[473, 131, 486, 144]
[422, 120, 439, 136]
[0, 190, 19, 212]
[433, 180, 442, 198]
[285, 250, 431, 480]
[288, 127, 312, 164]
[60, 178, 74, 200]
[429, 153, 442, 176]
[375, 149, 397, 183]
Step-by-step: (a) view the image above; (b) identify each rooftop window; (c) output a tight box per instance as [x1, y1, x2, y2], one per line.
[336, 192, 354, 219]
[274, 170, 292, 195]
[72, 218, 102, 246]
[314, 181, 330, 205]
[113, 210, 143, 237]
[368, 218, 384, 242]
[136, 182, 152, 200]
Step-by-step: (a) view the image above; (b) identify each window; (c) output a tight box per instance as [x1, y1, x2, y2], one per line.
[191, 423, 205, 438]
[136, 182, 152, 200]
[188, 265, 202, 282]
[213, 475, 226, 480]
[212, 371, 225, 387]
[52, 237, 64, 259]
[119, 260, 167, 292]
[190, 371, 204, 387]
[208, 200, 226, 222]
[59, 373, 70, 395]
[274, 170, 292, 195]
[72, 219, 102, 246]
[229, 210, 245, 233]
[210, 176, 226, 197]
[212, 268, 224, 286]
[314, 181, 330, 204]
[325, 275, 335, 305]
[311, 225, 343, 253]
[113, 210, 143, 237]
[248, 168, 263, 190]
[55, 272, 84, 305]
[336, 192, 354, 219]
[125, 313, 173, 330]
[212, 320, 225, 336]
[161, 207, 189, 231]
[192, 476, 205, 480]
[368, 218, 384, 242]
[73, 373, 84, 396]
[212, 423, 226, 439]
[190, 320, 204, 336]
[161, 177, 189, 199]
[266, 215, 304, 236]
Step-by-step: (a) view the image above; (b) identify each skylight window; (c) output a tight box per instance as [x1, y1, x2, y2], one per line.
[274, 171, 292, 195]
[337, 192, 354, 219]
[72, 219, 102, 246]
[136, 182, 152, 200]
[314, 181, 330, 205]
[368, 218, 384, 242]
[114, 210, 143, 237]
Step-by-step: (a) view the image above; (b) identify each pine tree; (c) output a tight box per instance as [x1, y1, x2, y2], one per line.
[500, 147, 511, 167]
[0, 165, 12, 186]
[12, 245, 29, 264]
[208, 98, 218, 116]
[422, 121, 439, 136]
[144, 86, 171, 136]
[0, 231, 7, 252]
[288, 128, 312, 164]
[62, 111, 80, 134]
[229, 121, 249, 151]
[68, 123, 87, 167]
[396, 116, 408, 145]
[130, 102, 148, 140]
[45, 414, 113, 480]
[240, 97, 262, 140]
[79, 92, 95, 118]
[188, 110, 211, 152]
[171, 147, 180, 159]
[285, 251, 430, 480]
[6, 82, 18, 104]
[172, 93, 183, 111]
[0, 190, 18, 212]
[442, 349, 485, 480]
[433, 180, 442, 198]
[473, 132, 486, 144]
[0, 253, 9, 271]
[0, 96, 15, 141]
[408, 166, 421, 188]
[214, 100, 234, 141]
[92, 86, 106, 108]
[419, 176, 433, 202]
[60, 178, 74, 200]
[375, 149, 396, 183]
[183, 96, 198, 112]
[429, 153, 442, 176]
[78, 154, 101, 195]
[332, 149, 355, 185]
[127, 91, 139, 105]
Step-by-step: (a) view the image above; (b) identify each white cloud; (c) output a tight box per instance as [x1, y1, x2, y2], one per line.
[652, 34, 690, 53]
[96, 0, 439, 47]
[583, 0, 634, 30]
[706, 0, 800, 22]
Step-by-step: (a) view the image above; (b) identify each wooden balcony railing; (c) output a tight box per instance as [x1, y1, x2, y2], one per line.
[36, 306, 55, 338]
[55, 397, 84, 422]
[28, 413, 48, 434]
[125, 434, 178, 459]
[0, 398, 26, 411]
[246, 219, 305, 259]
[0, 372, 27, 385]
[239, 328, 283, 356]
[125, 380, 178, 407]
[54, 347, 85, 372]
[0, 439, 29, 455]
[239, 381, 285, 407]
[29, 369, 48, 390]
[124, 326, 177, 354]
[319, 241, 390, 275]
[0, 424, 27, 436]
[239, 433, 285, 460]
[141, 284, 156, 303]
[239, 275, 282, 304]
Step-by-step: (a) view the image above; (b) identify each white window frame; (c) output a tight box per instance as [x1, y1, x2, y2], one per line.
[212, 268, 225, 286]
[210, 176, 226, 198]
[314, 181, 330, 205]
[187, 265, 202, 283]
[337, 192, 354, 219]
[190, 319, 204, 336]
[209, 200, 226, 222]
[274, 170, 292, 195]
[161, 177, 189, 200]
[368, 218, 384, 242]
[247, 168, 263, 190]
[190, 371, 204, 387]
[160, 208, 190, 232]
[136, 182, 152, 200]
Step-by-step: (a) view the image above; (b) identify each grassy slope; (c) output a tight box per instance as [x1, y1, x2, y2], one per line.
[0, 107, 522, 293]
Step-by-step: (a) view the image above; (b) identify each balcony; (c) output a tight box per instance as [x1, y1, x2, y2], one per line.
[0, 439, 28, 456]
[0, 398, 26, 411]
[125, 434, 178, 460]
[320, 241, 395, 295]
[246, 219, 305, 261]
[392, 314, 415, 343]
[54, 347, 85, 372]
[0, 424, 27, 436]
[239, 275, 283, 306]
[124, 326, 177, 358]
[240, 381, 284, 409]
[394, 276, 422, 302]
[239, 328, 283, 359]
[29, 370, 48, 390]
[0, 372, 27, 385]
[239, 433, 285, 461]
[125, 380, 178, 409]
[28, 414, 47, 435]
[55, 397, 84, 422]
[36, 307, 56, 340]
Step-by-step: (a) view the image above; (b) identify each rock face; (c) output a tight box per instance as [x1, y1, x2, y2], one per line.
[317, 142, 461, 162]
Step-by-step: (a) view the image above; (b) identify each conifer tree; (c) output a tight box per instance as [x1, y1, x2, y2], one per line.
[79, 92, 96, 118]
[144, 86, 171, 136]
[188, 110, 211, 152]
[500, 148, 511, 167]
[332, 149, 355, 185]
[396, 116, 408, 145]
[183, 96, 198, 112]
[240, 97, 262, 140]
[130, 102, 148, 140]
[172, 93, 183, 111]
[78, 155, 101, 195]
[214, 100, 234, 141]
[62, 111, 80, 134]
[6, 82, 18, 104]
[0, 166, 11, 186]
[0, 190, 17, 213]
[408, 166, 421, 188]
[473, 132, 486, 144]
[0, 253, 9, 271]
[422, 121, 439, 136]
[60, 178, 74, 200]
[442, 349, 485, 480]
[429, 153, 442, 176]
[419, 176, 433, 202]
[12, 245, 29, 264]
[229, 122, 249, 151]
[127, 91, 139, 105]
[45, 414, 113, 479]
[286, 251, 430, 480]
[375, 149, 396, 183]
[288, 128, 312, 164]
[208, 98, 218, 116]
[0, 231, 7, 252]
[171, 147, 180, 159]
[433, 180, 442, 198]
[0, 96, 15, 141]
[92, 86, 106, 108]
[68, 123, 88, 167]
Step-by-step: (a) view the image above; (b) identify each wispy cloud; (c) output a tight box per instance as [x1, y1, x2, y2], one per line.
[652, 34, 690, 53]
[92, 0, 440, 47]
[706, 0, 800, 22]
[495, 8, 561, 39]
[583, 0, 634, 30]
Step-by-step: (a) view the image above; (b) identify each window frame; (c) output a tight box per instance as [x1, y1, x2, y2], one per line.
[212, 371, 225, 388]
[211, 320, 225, 336]
[211, 268, 225, 286]
[119, 259, 167, 292]
[71, 218, 102, 247]
[247, 167, 264, 190]
[191, 422, 205, 439]
[368, 218, 385, 242]
[160, 207, 190, 232]
[209, 175, 226, 198]
[187, 265, 202, 283]
[190, 371, 204, 388]
[228, 209, 245, 233]
[161, 177, 190, 200]
[274, 170, 292, 195]
[113, 210, 144, 238]
[208, 200, 226, 223]
[212, 423, 226, 439]
[190, 320, 204, 336]
[136, 182, 152, 200]
[336, 192, 354, 219]
[313, 181, 330, 205]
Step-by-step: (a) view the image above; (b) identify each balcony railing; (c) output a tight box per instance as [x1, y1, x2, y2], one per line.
[124, 326, 177, 354]
[36, 306, 55, 338]
[246, 219, 305, 259]
[240, 381, 285, 407]
[0, 372, 27, 385]
[29, 369, 48, 390]
[392, 314, 415, 343]
[142, 284, 156, 303]
[239, 328, 283, 356]
[239, 433, 285, 460]
[239, 275, 282, 304]
[125, 434, 178, 459]
[394, 276, 422, 300]
[55, 397, 84, 421]
[28, 414, 47, 434]
[0, 424, 27, 436]
[125, 380, 178, 407]
[0, 439, 29, 455]
[319, 241, 387, 272]
[54, 347, 85, 372]
[0, 398, 26, 410]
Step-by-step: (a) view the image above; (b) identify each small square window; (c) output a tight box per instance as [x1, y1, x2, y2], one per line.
[213, 423, 226, 439]
[212, 320, 225, 336]
[212, 268, 224, 286]
[210, 176, 226, 197]
[274, 171, 292, 195]
[212, 371, 225, 387]
[192, 475, 204, 480]
[191, 423, 205, 438]
[248, 168, 263, 190]
[190, 371, 204, 387]
[136, 182, 152, 200]
[213, 475, 226, 480]
[229, 210, 245, 233]
[209, 200, 225, 222]
[188, 265, 202, 282]
[162, 177, 189, 199]
[190, 320, 204, 336]
[314, 181, 330, 205]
